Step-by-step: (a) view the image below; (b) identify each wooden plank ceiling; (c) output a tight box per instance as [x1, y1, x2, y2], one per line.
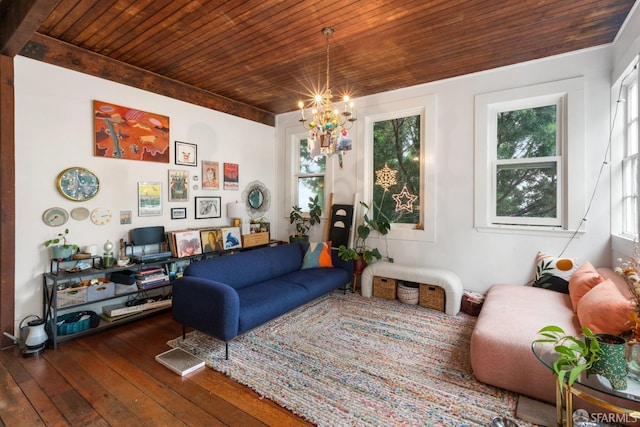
[12, 0, 639, 125]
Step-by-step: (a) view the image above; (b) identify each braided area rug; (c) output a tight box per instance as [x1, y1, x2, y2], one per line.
[168, 291, 531, 426]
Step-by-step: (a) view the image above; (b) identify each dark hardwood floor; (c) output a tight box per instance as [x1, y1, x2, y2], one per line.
[0, 312, 311, 426]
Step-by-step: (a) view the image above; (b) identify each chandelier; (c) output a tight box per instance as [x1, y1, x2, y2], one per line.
[297, 27, 356, 158]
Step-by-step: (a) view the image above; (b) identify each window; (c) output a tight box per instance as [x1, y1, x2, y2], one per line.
[362, 94, 437, 242]
[622, 73, 639, 237]
[475, 77, 585, 234]
[296, 138, 326, 211]
[372, 115, 421, 225]
[494, 104, 562, 226]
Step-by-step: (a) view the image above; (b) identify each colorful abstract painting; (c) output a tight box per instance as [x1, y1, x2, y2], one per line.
[94, 100, 170, 163]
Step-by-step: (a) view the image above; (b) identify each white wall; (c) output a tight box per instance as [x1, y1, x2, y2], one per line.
[277, 46, 614, 294]
[13, 57, 276, 329]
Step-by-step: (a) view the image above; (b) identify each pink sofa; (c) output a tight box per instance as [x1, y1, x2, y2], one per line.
[470, 268, 640, 418]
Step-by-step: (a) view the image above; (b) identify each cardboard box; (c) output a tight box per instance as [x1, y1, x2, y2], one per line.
[242, 232, 269, 248]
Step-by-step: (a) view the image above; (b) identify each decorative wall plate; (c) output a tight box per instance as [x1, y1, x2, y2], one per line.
[43, 207, 69, 227]
[70, 207, 90, 221]
[91, 208, 112, 225]
[56, 167, 100, 201]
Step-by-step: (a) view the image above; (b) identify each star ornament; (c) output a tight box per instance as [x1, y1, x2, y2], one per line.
[392, 185, 419, 212]
[375, 163, 397, 190]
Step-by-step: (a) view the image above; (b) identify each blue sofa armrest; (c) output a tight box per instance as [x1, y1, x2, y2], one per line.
[172, 276, 240, 341]
[331, 248, 354, 278]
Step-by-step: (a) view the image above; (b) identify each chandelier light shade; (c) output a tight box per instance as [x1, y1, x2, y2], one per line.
[298, 27, 356, 158]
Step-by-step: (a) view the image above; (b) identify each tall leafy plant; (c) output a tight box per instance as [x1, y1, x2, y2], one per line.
[289, 195, 322, 238]
[338, 201, 391, 264]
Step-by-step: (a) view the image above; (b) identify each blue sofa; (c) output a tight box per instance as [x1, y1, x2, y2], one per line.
[172, 242, 353, 358]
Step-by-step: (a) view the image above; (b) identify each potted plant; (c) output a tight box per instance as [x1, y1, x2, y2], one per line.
[338, 201, 391, 273]
[44, 228, 78, 260]
[533, 325, 602, 388]
[289, 195, 322, 243]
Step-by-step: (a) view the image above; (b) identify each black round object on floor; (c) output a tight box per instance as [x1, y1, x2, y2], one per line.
[22, 344, 46, 358]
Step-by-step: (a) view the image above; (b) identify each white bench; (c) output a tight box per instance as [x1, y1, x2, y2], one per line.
[360, 261, 463, 315]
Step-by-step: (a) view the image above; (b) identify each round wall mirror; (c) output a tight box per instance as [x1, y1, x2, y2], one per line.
[248, 188, 264, 209]
[56, 167, 100, 201]
[242, 180, 271, 219]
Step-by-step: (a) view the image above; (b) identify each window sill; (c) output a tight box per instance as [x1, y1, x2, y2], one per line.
[475, 225, 585, 238]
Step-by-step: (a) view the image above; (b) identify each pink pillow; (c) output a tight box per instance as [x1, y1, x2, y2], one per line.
[568, 261, 605, 312]
[576, 278, 633, 335]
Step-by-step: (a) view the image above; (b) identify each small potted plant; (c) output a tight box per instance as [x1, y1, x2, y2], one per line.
[533, 325, 602, 388]
[289, 195, 322, 243]
[338, 201, 391, 273]
[44, 228, 78, 260]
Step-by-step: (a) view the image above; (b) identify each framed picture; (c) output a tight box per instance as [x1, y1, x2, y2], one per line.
[94, 100, 170, 163]
[200, 229, 224, 252]
[202, 160, 219, 190]
[173, 230, 202, 257]
[171, 207, 187, 220]
[168, 169, 189, 202]
[175, 141, 197, 166]
[221, 227, 242, 250]
[223, 162, 239, 190]
[138, 182, 162, 216]
[120, 210, 132, 225]
[195, 196, 221, 219]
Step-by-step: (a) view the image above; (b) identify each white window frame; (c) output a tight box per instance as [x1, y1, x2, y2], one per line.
[491, 96, 565, 227]
[474, 77, 585, 235]
[611, 58, 639, 259]
[621, 73, 639, 238]
[361, 95, 437, 242]
[288, 131, 333, 215]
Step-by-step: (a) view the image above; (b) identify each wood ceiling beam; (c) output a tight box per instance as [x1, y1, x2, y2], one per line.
[0, 0, 61, 56]
[20, 33, 275, 126]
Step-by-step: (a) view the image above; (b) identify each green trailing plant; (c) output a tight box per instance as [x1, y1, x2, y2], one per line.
[289, 195, 322, 237]
[338, 201, 391, 264]
[533, 325, 602, 388]
[43, 228, 78, 250]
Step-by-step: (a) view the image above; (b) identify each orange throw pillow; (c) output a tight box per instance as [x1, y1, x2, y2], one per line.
[568, 261, 605, 312]
[301, 242, 333, 269]
[576, 278, 633, 335]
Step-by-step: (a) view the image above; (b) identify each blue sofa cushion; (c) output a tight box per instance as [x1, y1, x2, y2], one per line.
[237, 279, 310, 333]
[184, 243, 305, 289]
[281, 268, 351, 299]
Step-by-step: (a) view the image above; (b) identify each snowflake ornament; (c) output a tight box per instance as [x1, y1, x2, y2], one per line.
[375, 163, 397, 190]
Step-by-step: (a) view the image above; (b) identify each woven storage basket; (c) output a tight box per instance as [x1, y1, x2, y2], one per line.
[419, 284, 446, 312]
[373, 276, 397, 300]
[397, 282, 419, 304]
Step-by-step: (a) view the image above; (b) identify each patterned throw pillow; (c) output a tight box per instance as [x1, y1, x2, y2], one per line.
[533, 251, 579, 294]
[302, 242, 333, 269]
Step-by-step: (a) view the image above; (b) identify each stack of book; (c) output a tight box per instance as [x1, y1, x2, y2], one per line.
[136, 267, 170, 290]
